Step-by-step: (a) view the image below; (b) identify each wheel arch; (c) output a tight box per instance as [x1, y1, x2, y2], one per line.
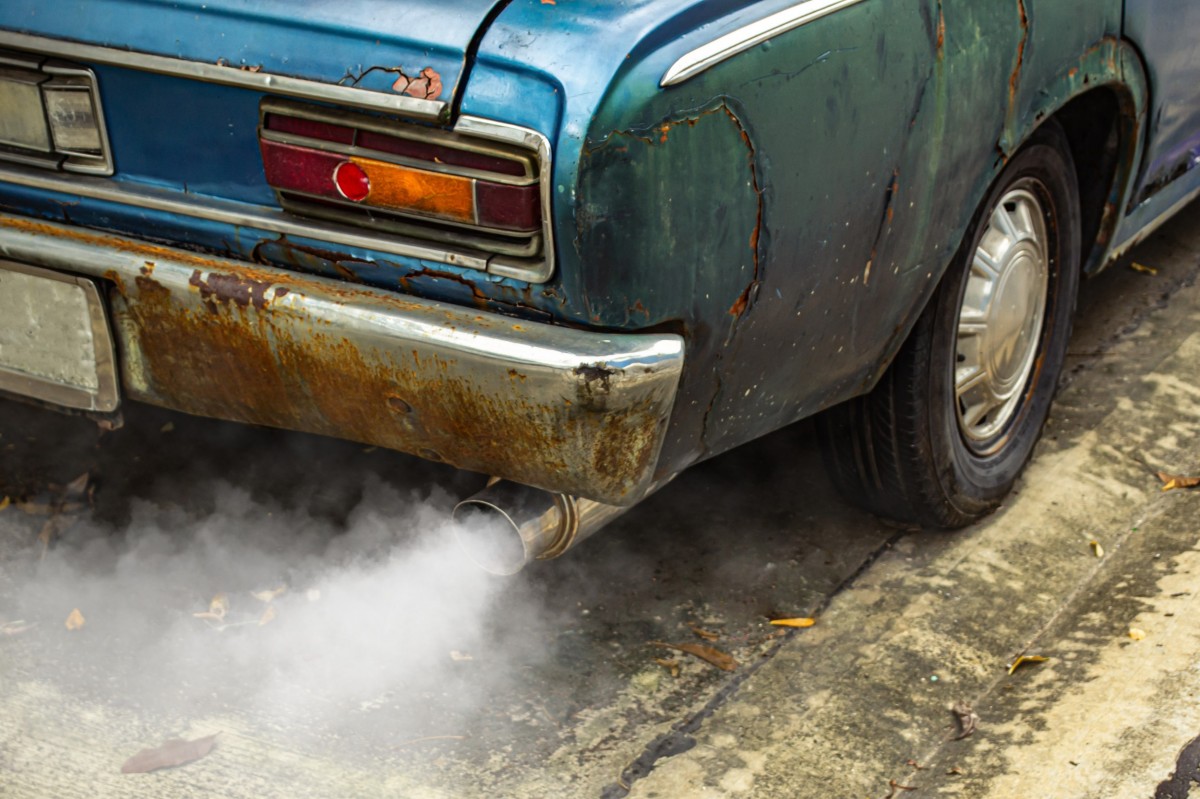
[1000, 38, 1149, 276]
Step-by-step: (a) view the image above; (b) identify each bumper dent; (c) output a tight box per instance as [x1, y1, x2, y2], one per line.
[0, 215, 684, 504]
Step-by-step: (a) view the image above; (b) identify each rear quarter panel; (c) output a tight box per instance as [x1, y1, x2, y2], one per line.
[470, 0, 1128, 473]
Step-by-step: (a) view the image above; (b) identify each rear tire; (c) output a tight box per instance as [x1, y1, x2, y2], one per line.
[818, 122, 1081, 528]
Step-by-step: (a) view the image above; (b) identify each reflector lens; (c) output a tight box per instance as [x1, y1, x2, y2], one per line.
[333, 161, 370, 201]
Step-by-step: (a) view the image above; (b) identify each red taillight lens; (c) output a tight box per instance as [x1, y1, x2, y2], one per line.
[264, 113, 355, 145]
[476, 182, 540, 231]
[356, 130, 527, 177]
[260, 139, 541, 232]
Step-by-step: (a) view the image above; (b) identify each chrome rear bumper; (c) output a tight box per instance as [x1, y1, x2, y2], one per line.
[0, 214, 684, 505]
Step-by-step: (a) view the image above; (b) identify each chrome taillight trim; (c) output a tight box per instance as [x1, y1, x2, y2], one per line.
[259, 101, 556, 283]
[0, 30, 448, 122]
[455, 115, 555, 282]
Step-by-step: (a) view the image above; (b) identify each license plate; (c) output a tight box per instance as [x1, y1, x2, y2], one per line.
[0, 260, 118, 412]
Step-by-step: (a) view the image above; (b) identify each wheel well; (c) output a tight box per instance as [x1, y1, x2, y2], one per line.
[1047, 89, 1124, 273]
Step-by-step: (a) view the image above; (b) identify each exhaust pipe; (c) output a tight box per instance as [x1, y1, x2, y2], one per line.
[452, 481, 628, 575]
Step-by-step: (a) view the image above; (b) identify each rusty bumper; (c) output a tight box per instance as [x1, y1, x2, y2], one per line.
[0, 214, 684, 505]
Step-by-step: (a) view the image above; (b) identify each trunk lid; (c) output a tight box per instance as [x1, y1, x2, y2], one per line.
[0, 0, 510, 117]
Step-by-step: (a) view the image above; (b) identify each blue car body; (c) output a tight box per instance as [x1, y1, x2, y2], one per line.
[0, 0, 1197, 512]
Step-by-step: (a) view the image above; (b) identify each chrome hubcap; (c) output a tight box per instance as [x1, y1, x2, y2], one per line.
[954, 183, 1049, 450]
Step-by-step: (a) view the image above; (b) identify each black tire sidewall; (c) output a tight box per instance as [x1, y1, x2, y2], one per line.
[922, 128, 1081, 517]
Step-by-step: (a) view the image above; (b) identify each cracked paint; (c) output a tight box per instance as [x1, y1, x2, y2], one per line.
[339, 65, 444, 99]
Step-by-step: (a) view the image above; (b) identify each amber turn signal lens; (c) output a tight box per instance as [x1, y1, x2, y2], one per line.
[351, 156, 475, 222]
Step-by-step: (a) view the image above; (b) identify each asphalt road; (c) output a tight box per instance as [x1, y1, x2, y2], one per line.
[1, 201, 1200, 798]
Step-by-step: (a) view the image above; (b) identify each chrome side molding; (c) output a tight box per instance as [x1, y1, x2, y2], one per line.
[661, 0, 867, 87]
[0, 30, 448, 121]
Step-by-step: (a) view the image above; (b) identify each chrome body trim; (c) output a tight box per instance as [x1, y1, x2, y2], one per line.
[0, 30, 448, 121]
[660, 0, 867, 87]
[0, 213, 684, 504]
[42, 60, 114, 175]
[1109, 183, 1200, 262]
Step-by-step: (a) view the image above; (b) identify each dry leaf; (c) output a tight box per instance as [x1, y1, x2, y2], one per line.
[250, 586, 286, 603]
[1007, 654, 1048, 675]
[653, 657, 680, 678]
[769, 617, 816, 628]
[449, 650, 474, 662]
[63, 472, 90, 498]
[946, 766, 965, 776]
[1128, 628, 1146, 641]
[1156, 471, 1200, 492]
[65, 608, 85, 631]
[193, 593, 229, 621]
[1, 620, 36, 636]
[1129, 261, 1158, 275]
[885, 779, 918, 797]
[160, 422, 175, 433]
[688, 625, 720, 641]
[258, 605, 277, 626]
[0, 496, 10, 511]
[951, 701, 979, 740]
[120, 733, 219, 773]
[652, 641, 738, 671]
[1089, 540, 1104, 558]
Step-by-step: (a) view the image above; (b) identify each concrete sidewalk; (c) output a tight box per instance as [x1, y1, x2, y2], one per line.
[627, 244, 1200, 797]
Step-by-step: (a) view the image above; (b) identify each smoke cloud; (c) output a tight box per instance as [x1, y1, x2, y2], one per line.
[1, 466, 558, 745]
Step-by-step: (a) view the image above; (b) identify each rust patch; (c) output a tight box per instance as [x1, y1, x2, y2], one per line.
[398, 267, 490, 305]
[0, 216, 444, 317]
[188, 269, 276, 312]
[114, 270, 661, 502]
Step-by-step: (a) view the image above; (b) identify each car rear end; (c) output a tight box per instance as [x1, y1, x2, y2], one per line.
[0, 1, 685, 507]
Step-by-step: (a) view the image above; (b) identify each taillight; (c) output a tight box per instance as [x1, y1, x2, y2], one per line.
[0, 49, 112, 175]
[258, 99, 547, 275]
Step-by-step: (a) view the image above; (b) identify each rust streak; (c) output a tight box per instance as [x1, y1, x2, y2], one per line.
[936, 0, 945, 58]
[1002, 0, 1029, 152]
[722, 104, 764, 321]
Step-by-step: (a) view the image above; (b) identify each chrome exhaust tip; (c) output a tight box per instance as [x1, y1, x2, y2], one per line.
[452, 481, 626, 575]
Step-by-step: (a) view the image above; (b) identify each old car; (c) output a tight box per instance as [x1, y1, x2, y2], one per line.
[0, 1, 1196, 571]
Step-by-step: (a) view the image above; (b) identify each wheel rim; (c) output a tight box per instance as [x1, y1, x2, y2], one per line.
[954, 181, 1050, 452]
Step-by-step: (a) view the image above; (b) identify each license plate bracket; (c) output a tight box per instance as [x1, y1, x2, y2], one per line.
[0, 259, 118, 412]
